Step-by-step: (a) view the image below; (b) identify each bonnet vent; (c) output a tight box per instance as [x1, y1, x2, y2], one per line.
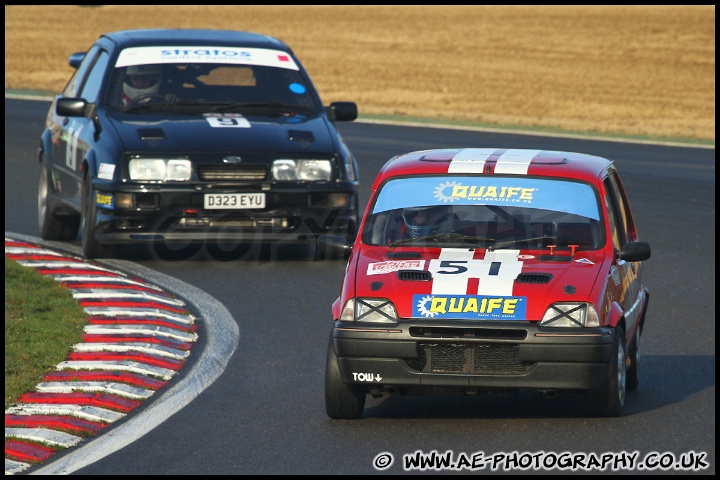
[288, 130, 314, 142]
[138, 128, 165, 140]
[398, 270, 432, 281]
[515, 273, 553, 284]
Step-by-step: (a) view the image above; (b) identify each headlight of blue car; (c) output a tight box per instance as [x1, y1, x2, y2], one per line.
[272, 158, 332, 181]
[128, 157, 192, 181]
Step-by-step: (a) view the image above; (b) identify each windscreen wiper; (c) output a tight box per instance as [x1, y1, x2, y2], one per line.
[207, 101, 311, 114]
[489, 235, 590, 251]
[389, 233, 494, 248]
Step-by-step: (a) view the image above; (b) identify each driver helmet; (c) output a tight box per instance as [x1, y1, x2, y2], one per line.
[402, 205, 453, 239]
[123, 64, 162, 100]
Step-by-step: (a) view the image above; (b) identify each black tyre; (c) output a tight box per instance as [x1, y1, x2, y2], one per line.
[626, 325, 640, 391]
[38, 159, 79, 240]
[325, 331, 365, 419]
[587, 326, 626, 418]
[81, 172, 119, 259]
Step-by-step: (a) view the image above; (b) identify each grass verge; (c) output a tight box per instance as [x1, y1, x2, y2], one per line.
[4, 257, 88, 410]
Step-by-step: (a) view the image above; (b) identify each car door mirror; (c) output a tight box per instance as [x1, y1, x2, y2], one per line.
[326, 102, 358, 122]
[68, 51, 86, 68]
[618, 241, 651, 262]
[56, 98, 88, 117]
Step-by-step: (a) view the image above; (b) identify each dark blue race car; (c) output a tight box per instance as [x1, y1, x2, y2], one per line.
[38, 29, 360, 259]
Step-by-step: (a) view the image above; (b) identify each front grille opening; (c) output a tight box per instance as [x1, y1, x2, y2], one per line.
[197, 164, 267, 181]
[405, 342, 532, 375]
[115, 218, 146, 230]
[134, 193, 158, 208]
[409, 327, 527, 340]
[178, 216, 291, 229]
[308, 193, 330, 207]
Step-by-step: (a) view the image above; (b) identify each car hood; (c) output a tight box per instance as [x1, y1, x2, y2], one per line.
[351, 247, 607, 321]
[106, 112, 338, 154]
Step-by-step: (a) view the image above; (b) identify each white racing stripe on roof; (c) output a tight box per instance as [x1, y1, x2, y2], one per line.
[83, 324, 198, 342]
[35, 382, 154, 400]
[4, 404, 124, 423]
[72, 342, 190, 360]
[448, 148, 497, 173]
[5, 428, 82, 448]
[71, 289, 184, 306]
[56, 360, 176, 380]
[493, 149, 543, 174]
[82, 308, 194, 325]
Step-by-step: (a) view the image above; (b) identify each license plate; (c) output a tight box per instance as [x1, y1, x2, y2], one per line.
[203, 193, 265, 209]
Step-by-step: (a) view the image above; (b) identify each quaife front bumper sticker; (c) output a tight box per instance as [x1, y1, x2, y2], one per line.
[413, 293, 526, 320]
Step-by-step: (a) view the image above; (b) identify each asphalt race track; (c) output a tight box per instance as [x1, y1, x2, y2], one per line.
[4, 97, 715, 475]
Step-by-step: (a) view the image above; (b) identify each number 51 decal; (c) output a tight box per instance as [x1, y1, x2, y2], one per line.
[435, 260, 470, 274]
[428, 250, 524, 296]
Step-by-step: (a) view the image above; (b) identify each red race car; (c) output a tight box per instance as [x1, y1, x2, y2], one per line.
[320, 148, 651, 419]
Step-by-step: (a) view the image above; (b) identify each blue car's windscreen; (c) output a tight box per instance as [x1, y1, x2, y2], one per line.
[107, 47, 320, 113]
